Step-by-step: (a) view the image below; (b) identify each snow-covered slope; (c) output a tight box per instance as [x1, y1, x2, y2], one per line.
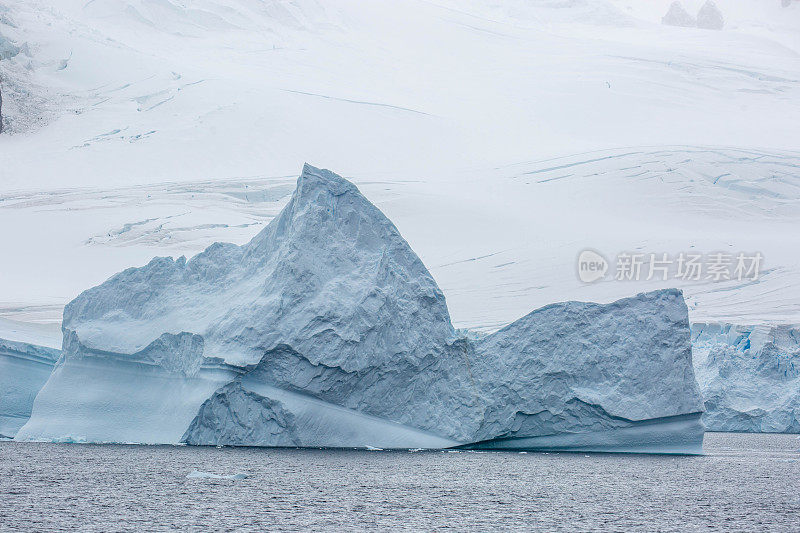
[2, 146, 799, 335]
[1, 0, 798, 191]
[693, 323, 800, 433]
[18, 166, 705, 451]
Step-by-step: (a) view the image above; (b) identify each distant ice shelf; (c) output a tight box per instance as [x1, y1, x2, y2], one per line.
[14, 165, 707, 453]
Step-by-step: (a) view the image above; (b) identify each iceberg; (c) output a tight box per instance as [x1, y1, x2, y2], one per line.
[463, 290, 706, 453]
[18, 164, 706, 452]
[693, 323, 800, 433]
[17, 331, 235, 444]
[0, 338, 60, 438]
[186, 470, 249, 480]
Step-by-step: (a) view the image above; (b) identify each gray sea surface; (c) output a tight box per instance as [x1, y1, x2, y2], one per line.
[1, 432, 799, 531]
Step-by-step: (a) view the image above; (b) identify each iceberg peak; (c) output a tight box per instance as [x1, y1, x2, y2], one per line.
[297, 163, 359, 198]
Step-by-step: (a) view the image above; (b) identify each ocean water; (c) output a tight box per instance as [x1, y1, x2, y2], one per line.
[1, 433, 798, 531]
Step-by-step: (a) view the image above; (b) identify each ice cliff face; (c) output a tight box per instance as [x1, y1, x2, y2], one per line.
[182, 382, 302, 447]
[693, 323, 800, 433]
[19, 165, 705, 451]
[183, 288, 705, 453]
[0, 338, 60, 438]
[470, 290, 704, 445]
[181, 288, 707, 452]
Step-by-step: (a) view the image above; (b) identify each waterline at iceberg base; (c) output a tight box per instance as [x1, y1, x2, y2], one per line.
[16, 165, 706, 453]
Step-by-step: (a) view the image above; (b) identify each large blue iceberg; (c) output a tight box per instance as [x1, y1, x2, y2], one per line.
[16, 165, 706, 452]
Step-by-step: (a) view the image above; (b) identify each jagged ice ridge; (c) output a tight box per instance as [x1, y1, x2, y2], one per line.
[693, 323, 800, 433]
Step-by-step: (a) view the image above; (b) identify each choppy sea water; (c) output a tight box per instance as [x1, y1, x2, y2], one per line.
[1, 433, 798, 532]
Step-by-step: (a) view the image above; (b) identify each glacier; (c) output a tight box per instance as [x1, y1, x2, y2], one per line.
[17, 164, 706, 452]
[0, 338, 60, 438]
[693, 323, 800, 433]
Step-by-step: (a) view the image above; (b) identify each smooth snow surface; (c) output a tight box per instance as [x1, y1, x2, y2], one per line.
[20, 166, 704, 451]
[0, 318, 62, 349]
[2, 0, 798, 191]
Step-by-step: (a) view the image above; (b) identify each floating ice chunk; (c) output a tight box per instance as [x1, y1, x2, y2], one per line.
[186, 470, 249, 480]
[50, 436, 88, 444]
